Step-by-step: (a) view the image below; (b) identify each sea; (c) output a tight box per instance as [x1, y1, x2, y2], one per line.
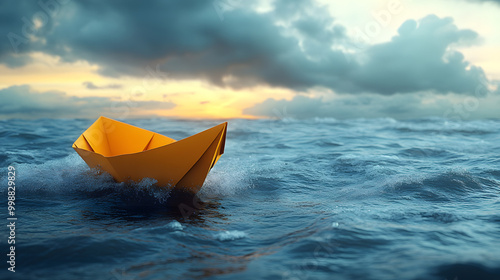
[0, 117, 499, 280]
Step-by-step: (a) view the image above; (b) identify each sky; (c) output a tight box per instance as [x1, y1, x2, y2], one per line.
[1, 0, 499, 120]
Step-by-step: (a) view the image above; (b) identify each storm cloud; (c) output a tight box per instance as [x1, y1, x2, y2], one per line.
[1, 0, 491, 96]
[351, 15, 485, 95]
[0, 85, 175, 119]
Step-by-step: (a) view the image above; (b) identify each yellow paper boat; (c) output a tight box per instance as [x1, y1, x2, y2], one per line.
[72, 116, 227, 194]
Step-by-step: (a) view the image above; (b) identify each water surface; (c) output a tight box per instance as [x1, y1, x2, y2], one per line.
[1, 117, 499, 279]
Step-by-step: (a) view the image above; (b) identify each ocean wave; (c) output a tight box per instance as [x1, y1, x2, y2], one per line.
[398, 147, 456, 158]
[214, 230, 248, 241]
[385, 169, 484, 201]
[390, 119, 500, 135]
[432, 262, 500, 280]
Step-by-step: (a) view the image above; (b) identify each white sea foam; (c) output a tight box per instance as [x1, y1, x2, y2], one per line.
[167, 221, 184, 231]
[10, 154, 171, 202]
[214, 230, 247, 241]
[14, 154, 95, 192]
[198, 156, 252, 199]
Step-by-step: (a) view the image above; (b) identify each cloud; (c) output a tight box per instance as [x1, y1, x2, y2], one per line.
[244, 92, 500, 120]
[45, 0, 349, 92]
[0, 1, 61, 66]
[83, 81, 122, 90]
[494, 82, 500, 95]
[351, 15, 485, 95]
[0, 85, 175, 119]
[0, 1, 492, 96]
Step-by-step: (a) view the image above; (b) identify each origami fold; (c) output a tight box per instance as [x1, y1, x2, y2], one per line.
[73, 116, 227, 194]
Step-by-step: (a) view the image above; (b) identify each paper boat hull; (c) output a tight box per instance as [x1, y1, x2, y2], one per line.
[73, 117, 227, 194]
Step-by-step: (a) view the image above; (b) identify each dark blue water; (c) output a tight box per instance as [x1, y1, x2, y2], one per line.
[1, 117, 499, 280]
